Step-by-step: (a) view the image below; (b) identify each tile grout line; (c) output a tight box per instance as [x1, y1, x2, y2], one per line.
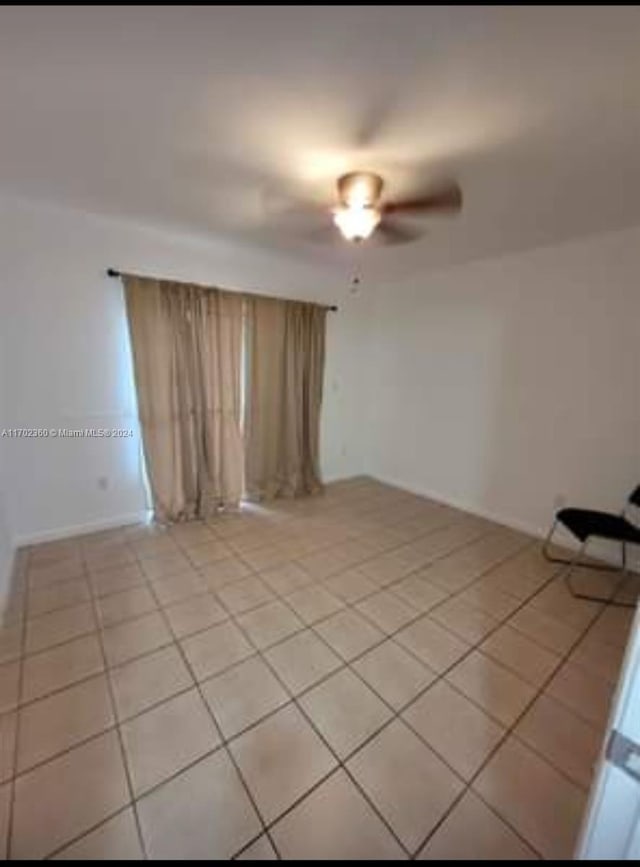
[194, 544, 396, 860]
[81, 548, 150, 862]
[297, 558, 570, 859]
[216, 531, 541, 858]
[409, 565, 612, 859]
[219, 569, 413, 859]
[142, 568, 284, 861]
[453, 596, 609, 858]
[218, 530, 439, 857]
[42, 804, 140, 861]
[6, 549, 30, 860]
[223, 538, 600, 859]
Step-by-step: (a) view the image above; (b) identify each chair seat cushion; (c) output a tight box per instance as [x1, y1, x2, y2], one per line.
[557, 508, 640, 544]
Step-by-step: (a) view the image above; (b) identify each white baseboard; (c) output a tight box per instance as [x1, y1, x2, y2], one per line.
[14, 511, 149, 548]
[322, 471, 367, 485]
[370, 472, 638, 572]
[371, 472, 544, 536]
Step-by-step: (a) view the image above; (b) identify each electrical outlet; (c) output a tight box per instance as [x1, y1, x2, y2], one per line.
[97, 476, 109, 491]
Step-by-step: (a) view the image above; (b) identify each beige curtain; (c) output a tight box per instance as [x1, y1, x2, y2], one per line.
[244, 295, 327, 500]
[124, 276, 244, 522]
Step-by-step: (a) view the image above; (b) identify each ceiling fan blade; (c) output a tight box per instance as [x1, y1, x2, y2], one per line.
[261, 185, 326, 220]
[374, 221, 426, 245]
[383, 182, 462, 216]
[352, 92, 396, 148]
[300, 224, 345, 246]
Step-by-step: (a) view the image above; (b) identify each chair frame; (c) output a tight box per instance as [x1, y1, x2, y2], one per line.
[542, 494, 638, 609]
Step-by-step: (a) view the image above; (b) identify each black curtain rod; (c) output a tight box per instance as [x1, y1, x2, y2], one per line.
[106, 268, 338, 312]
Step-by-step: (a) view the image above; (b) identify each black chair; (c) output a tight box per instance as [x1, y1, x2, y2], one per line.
[543, 485, 640, 607]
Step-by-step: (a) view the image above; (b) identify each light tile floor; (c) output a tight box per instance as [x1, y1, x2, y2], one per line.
[0, 477, 637, 859]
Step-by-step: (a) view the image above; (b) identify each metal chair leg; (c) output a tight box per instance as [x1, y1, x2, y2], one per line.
[563, 539, 637, 608]
[542, 519, 622, 573]
[542, 519, 559, 562]
[564, 540, 588, 599]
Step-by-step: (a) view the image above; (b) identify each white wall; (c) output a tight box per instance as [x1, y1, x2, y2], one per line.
[0, 286, 15, 595]
[0, 196, 370, 544]
[366, 225, 640, 552]
[0, 476, 14, 598]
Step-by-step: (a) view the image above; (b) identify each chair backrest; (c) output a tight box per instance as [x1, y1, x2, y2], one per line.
[626, 486, 640, 528]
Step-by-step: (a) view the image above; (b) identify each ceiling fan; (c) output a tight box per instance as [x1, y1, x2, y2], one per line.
[320, 171, 462, 245]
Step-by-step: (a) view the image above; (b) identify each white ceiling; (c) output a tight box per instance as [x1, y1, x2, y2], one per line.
[2, 5, 640, 281]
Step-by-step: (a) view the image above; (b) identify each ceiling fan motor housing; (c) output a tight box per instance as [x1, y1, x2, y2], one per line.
[337, 171, 384, 208]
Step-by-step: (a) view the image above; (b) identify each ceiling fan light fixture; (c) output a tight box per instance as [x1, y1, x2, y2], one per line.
[332, 204, 381, 241]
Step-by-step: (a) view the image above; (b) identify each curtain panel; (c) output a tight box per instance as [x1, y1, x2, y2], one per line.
[244, 295, 327, 500]
[123, 275, 244, 522]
